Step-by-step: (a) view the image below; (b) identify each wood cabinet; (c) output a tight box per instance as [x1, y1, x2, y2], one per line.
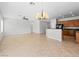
[74, 20, 79, 26]
[58, 19, 79, 36]
[76, 31, 79, 43]
[58, 19, 79, 26]
[63, 30, 75, 36]
[63, 30, 69, 35]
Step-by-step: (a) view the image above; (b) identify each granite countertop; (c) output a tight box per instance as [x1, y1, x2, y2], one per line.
[64, 27, 79, 30]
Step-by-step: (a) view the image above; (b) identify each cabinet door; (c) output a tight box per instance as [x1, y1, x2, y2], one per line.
[74, 20, 79, 26]
[63, 30, 70, 35]
[63, 30, 75, 36]
[64, 21, 74, 26]
[76, 31, 79, 43]
[69, 30, 75, 36]
[69, 21, 75, 26]
[63, 21, 69, 26]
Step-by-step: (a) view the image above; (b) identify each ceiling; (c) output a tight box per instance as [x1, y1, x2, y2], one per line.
[0, 2, 79, 19]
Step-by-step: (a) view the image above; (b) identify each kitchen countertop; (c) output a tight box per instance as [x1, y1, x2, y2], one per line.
[64, 27, 79, 30]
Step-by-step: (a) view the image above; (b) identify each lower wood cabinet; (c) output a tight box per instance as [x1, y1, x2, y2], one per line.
[76, 31, 79, 43]
[63, 30, 75, 36]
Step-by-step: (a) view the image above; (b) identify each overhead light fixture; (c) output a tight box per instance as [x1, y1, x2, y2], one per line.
[29, 2, 35, 5]
[36, 10, 49, 20]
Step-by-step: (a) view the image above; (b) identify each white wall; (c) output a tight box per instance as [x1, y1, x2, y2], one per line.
[32, 20, 40, 33]
[4, 18, 31, 35]
[0, 15, 2, 40]
[0, 10, 4, 41]
[50, 19, 56, 29]
[0, 16, 1, 33]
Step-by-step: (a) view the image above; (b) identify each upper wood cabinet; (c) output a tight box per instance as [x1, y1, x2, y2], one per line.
[74, 20, 79, 26]
[58, 19, 79, 26]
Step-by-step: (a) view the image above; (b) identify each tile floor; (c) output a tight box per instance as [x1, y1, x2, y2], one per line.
[0, 33, 79, 57]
